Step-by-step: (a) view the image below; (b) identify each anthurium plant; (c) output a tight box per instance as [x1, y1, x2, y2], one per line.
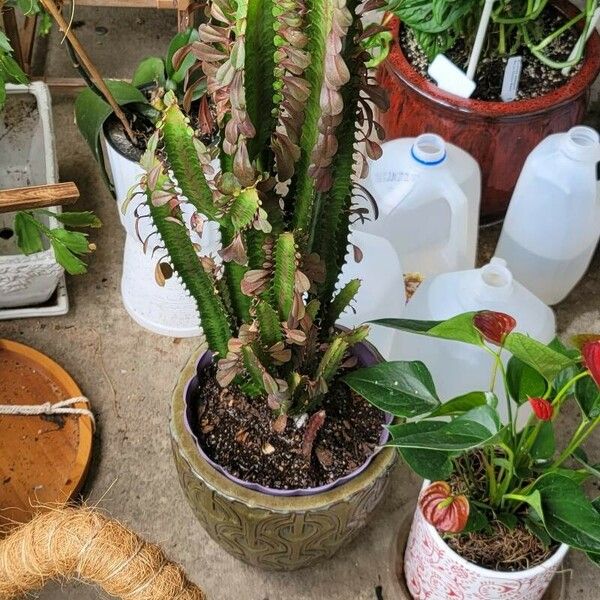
[344, 311, 600, 565]
[125, 0, 388, 428]
[386, 0, 599, 69]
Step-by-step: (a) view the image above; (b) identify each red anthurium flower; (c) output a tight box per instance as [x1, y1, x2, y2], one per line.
[528, 397, 553, 421]
[419, 481, 469, 534]
[473, 311, 517, 346]
[583, 340, 600, 389]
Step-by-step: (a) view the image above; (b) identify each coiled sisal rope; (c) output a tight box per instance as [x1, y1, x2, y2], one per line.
[0, 507, 205, 599]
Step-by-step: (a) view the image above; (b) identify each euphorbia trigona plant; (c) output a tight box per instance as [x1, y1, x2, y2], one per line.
[344, 312, 600, 566]
[125, 0, 389, 423]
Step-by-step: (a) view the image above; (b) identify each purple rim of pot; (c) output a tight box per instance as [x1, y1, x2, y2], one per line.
[182, 343, 393, 497]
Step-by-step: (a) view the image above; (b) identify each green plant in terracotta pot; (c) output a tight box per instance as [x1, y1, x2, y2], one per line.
[121, 0, 404, 571]
[350, 311, 600, 598]
[376, 0, 600, 218]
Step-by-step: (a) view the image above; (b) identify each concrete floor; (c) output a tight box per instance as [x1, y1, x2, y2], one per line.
[1, 5, 600, 599]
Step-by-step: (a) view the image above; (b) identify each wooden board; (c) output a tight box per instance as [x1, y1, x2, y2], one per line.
[0, 340, 93, 530]
[390, 509, 570, 600]
[0, 182, 79, 213]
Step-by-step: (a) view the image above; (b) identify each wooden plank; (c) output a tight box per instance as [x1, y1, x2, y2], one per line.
[0, 183, 80, 214]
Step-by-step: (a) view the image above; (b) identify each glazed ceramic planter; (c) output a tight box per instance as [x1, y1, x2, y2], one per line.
[404, 482, 569, 600]
[103, 125, 203, 337]
[0, 83, 64, 310]
[378, 0, 600, 219]
[170, 344, 397, 570]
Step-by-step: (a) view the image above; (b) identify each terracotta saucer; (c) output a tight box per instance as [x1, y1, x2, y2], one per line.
[390, 508, 570, 600]
[0, 339, 93, 530]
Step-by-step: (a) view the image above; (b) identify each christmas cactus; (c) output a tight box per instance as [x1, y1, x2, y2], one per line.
[346, 312, 600, 564]
[125, 0, 389, 420]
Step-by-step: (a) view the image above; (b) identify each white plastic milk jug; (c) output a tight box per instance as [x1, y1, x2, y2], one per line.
[337, 230, 405, 359]
[496, 126, 600, 305]
[389, 258, 555, 423]
[358, 133, 481, 277]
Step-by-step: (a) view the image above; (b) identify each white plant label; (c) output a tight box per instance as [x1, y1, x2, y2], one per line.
[501, 56, 523, 102]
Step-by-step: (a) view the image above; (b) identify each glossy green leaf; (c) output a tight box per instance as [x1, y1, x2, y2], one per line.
[371, 318, 442, 333]
[506, 356, 546, 404]
[532, 473, 600, 553]
[398, 448, 454, 481]
[497, 512, 518, 530]
[14, 212, 43, 255]
[530, 421, 555, 460]
[575, 375, 600, 419]
[504, 332, 575, 382]
[132, 56, 166, 87]
[373, 312, 482, 345]
[549, 337, 581, 359]
[429, 391, 495, 417]
[166, 28, 198, 82]
[343, 360, 440, 418]
[75, 80, 147, 194]
[463, 504, 488, 533]
[524, 514, 552, 547]
[389, 421, 454, 480]
[387, 405, 502, 451]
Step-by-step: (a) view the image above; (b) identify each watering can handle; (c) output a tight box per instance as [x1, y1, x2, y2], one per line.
[442, 176, 471, 270]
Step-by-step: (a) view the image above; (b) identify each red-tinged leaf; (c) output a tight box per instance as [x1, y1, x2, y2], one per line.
[529, 396, 553, 421]
[473, 311, 517, 346]
[301, 410, 326, 458]
[583, 341, 600, 389]
[419, 481, 470, 534]
[219, 233, 247, 265]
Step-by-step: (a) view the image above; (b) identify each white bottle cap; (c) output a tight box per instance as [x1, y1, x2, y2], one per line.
[411, 133, 447, 165]
[476, 258, 514, 301]
[561, 126, 600, 162]
[428, 55, 477, 99]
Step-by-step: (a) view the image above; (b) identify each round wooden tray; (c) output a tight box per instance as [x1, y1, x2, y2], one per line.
[390, 509, 570, 600]
[0, 339, 93, 529]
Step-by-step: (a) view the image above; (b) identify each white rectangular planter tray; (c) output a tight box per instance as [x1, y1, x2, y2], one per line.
[0, 275, 68, 320]
[0, 82, 67, 313]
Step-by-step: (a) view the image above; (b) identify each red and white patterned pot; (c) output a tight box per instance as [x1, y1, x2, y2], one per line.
[404, 482, 569, 600]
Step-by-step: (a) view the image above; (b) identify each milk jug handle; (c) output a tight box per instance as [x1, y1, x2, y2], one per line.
[442, 176, 470, 268]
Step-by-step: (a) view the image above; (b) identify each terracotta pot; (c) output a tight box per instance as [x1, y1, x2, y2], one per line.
[170, 344, 397, 570]
[403, 482, 569, 600]
[377, 0, 600, 220]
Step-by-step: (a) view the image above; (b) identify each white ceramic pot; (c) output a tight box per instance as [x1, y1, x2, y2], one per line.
[103, 131, 202, 338]
[404, 481, 569, 600]
[0, 83, 65, 310]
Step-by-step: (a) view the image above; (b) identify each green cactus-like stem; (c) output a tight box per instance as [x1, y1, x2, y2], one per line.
[245, 0, 277, 166]
[161, 103, 218, 221]
[312, 0, 362, 306]
[147, 200, 231, 357]
[256, 300, 283, 347]
[242, 344, 267, 390]
[273, 232, 297, 320]
[316, 335, 349, 384]
[325, 278, 361, 330]
[290, 0, 334, 236]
